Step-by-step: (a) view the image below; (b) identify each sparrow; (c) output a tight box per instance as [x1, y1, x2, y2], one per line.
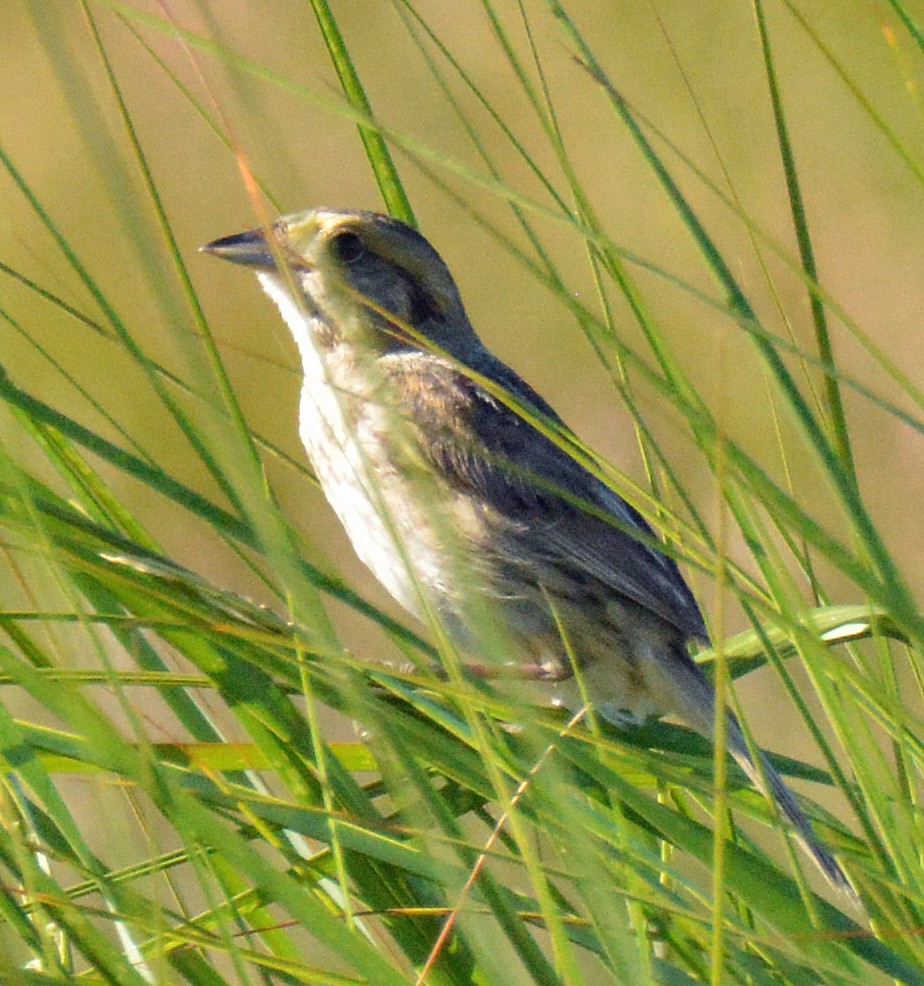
[202, 207, 850, 893]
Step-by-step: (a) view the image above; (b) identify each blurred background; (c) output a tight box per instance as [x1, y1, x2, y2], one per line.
[1, 0, 922, 783]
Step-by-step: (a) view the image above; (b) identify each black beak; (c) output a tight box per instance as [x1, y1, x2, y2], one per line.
[200, 227, 275, 269]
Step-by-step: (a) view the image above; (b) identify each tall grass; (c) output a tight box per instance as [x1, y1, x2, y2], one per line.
[1, 1, 923, 982]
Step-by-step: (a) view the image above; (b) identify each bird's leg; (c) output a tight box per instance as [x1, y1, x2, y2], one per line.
[446, 661, 574, 683]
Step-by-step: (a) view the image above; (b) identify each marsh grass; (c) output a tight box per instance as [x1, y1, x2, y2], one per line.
[1, 1, 923, 982]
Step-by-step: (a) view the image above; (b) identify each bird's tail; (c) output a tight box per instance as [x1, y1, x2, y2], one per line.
[725, 715, 853, 896]
[658, 643, 854, 897]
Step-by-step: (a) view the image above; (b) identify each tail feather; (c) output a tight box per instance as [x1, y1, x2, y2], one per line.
[725, 716, 854, 896]
[651, 641, 855, 897]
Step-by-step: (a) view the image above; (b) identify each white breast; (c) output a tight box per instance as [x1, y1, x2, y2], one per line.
[258, 273, 449, 618]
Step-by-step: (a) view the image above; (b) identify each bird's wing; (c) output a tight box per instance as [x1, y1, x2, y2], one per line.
[383, 351, 708, 641]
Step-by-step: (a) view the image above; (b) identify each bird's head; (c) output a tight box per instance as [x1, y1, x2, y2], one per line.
[202, 208, 480, 360]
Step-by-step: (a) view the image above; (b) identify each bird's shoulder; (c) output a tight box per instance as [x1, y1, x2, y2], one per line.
[379, 349, 556, 481]
[379, 348, 707, 640]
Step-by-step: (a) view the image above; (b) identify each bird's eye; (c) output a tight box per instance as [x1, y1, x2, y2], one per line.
[331, 230, 366, 265]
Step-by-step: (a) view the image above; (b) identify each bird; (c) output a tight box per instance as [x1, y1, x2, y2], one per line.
[202, 206, 850, 894]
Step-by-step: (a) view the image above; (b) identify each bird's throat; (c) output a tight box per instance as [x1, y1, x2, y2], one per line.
[257, 272, 327, 371]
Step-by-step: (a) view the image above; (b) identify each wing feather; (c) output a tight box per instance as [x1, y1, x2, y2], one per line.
[383, 350, 708, 641]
